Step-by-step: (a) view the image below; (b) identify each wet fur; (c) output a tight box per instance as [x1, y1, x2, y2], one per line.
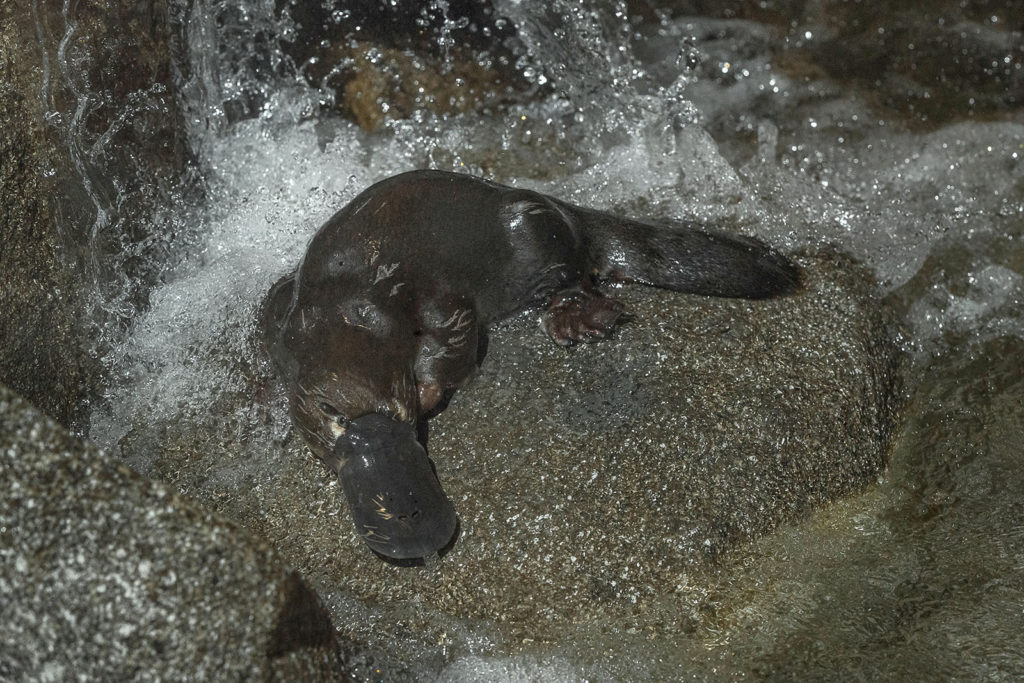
[263, 170, 798, 440]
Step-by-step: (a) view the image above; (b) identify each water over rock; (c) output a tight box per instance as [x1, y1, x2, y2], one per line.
[276, 0, 524, 129]
[0, 0, 195, 428]
[1, 8, 96, 427]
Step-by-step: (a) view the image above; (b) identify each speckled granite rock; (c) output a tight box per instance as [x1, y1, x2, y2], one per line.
[0, 385, 387, 680]
[101, 250, 902, 658]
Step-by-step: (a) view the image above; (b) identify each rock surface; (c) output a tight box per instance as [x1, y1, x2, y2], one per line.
[644, 0, 1024, 124]
[105, 251, 902, 657]
[277, 0, 523, 129]
[0, 7, 96, 427]
[341, 44, 511, 132]
[0, 0, 195, 429]
[0, 384, 377, 681]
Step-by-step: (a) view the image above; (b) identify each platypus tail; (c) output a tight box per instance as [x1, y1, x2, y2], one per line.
[575, 206, 800, 298]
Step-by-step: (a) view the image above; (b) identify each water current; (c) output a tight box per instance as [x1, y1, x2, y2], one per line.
[79, 1, 1023, 678]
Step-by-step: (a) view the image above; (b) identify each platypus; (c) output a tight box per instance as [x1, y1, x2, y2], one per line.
[260, 170, 799, 559]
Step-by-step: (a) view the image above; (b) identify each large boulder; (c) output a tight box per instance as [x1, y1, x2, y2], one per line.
[102, 250, 902, 653]
[0, 384, 390, 680]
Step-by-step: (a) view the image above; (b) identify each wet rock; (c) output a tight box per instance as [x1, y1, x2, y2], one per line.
[0, 0, 196, 428]
[341, 44, 512, 132]
[729, 334, 1024, 681]
[626, 0, 805, 25]
[276, 0, 523, 129]
[28, 0, 193, 225]
[279, 0, 511, 56]
[0, 10, 96, 427]
[107, 250, 902, 653]
[804, 2, 1024, 121]
[647, 0, 1024, 124]
[0, 383, 380, 680]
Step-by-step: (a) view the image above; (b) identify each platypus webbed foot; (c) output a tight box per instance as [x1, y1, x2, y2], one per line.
[333, 413, 457, 559]
[543, 286, 626, 346]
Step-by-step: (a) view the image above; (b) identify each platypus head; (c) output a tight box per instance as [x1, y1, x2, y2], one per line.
[288, 351, 418, 460]
[284, 324, 457, 560]
[330, 413, 458, 560]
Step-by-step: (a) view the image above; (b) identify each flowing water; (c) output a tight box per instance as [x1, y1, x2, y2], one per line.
[70, 1, 1024, 678]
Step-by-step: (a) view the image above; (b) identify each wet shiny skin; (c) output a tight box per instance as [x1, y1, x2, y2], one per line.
[329, 414, 456, 560]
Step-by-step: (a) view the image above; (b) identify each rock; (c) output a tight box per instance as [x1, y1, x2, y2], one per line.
[0, 384, 387, 680]
[276, 0, 524, 130]
[636, 1, 1024, 125]
[341, 44, 511, 132]
[278, 0, 511, 57]
[806, 4, 1024, 121]
[0, 10, 96, 428]
[0, 0, 197, 428]
[104, 250, 902, 651]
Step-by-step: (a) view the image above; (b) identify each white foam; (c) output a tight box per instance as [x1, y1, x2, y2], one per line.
[89, 120, 414, 455]
[438, 654, 588, 683]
